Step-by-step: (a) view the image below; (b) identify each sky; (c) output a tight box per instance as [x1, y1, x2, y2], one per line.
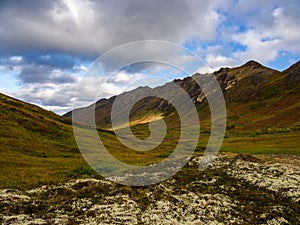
[0, 0, 299, 114]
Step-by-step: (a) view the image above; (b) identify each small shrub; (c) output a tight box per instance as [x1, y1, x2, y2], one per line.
[67, 165, 97, 178]
[226, 124, 236, 131]
[157, 153, 171, 158]
[62, 153, 73, 158]
[262, 86, 278, 99]
[228, 115, 240, 120]
[256, 127, 292, 135]
[249, 102, 266, 110]
[39, 152, 47, 158]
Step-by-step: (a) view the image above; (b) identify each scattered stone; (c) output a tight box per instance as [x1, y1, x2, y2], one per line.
[1, 154, 299, 224]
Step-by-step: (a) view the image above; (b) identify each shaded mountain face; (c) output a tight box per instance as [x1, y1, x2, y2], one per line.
[64, 60, 300, 130]
[282, 61, 300, 85]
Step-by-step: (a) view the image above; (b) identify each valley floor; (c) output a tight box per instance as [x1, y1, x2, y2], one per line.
[1, 154, 300, 225]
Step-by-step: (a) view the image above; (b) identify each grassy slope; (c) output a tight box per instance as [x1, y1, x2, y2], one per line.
[0, 93, 87, 189]
[0, 93, 180, 189]
[221, 64, 300, 154]
[132, 62, 300, 155]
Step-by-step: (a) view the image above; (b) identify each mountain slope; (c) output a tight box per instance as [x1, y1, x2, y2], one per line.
[216, 60, 300, 131]
[283, 60, 300, 85]
[65, 60, 300, 132]
[0, 93, 85, 189]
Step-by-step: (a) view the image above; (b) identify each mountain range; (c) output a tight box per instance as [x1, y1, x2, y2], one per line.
[64, 60, 300, 132]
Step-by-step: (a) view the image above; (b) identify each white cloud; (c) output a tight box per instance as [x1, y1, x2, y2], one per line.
[112, 71, 143, 84]
[206, 54, 236, 68]
[0, 0, 224, 55]
[9, 56, 23, 63]
[1, 0, 300, 114]
[197, 54, 239, 74]
[227, 2, 300, 63]
[197, 65, 214, 74]
[232, 30, 283, 63]
[75, 76, 123, 101]
[41, 55, 51, 60]
[196, 2, 300, 71]
[268, 6, 300, 53]
[10, 71, 146, 115]
[73, 65, 87, 72]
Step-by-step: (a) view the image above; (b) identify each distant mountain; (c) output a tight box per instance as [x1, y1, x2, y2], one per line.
[64, 60, 300, 131]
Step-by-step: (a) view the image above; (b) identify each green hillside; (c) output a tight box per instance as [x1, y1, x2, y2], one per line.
[0, 93, 86, 189]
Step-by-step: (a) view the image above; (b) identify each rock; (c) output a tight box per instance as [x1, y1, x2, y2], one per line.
[1, 155, 299, 224]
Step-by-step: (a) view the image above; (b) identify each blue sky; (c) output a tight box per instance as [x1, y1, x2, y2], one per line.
[0, 0, 299, 114]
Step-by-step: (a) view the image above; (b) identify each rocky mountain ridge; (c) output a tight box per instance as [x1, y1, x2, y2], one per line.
[64, 60, 300, 130]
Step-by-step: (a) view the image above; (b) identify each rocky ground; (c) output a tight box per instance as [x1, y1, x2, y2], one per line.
[1, 154, 300, 225]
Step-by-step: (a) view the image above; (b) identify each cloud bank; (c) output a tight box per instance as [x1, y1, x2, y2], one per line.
[0, 0, 299, 114]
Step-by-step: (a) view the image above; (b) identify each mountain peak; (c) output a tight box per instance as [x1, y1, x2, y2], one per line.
[283, 60, 300, 84]
[243, 60, 264, 68]
[284, 60, 300, 72]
